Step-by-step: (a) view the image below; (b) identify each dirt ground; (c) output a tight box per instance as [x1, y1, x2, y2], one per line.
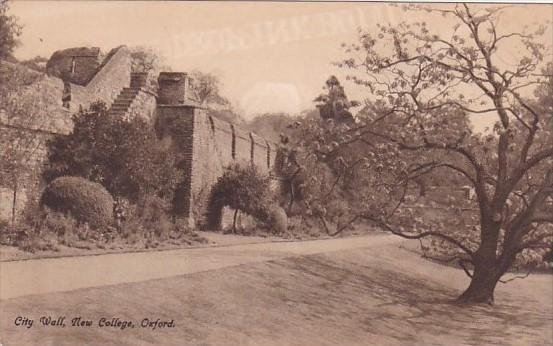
[1, 241, 551, 346]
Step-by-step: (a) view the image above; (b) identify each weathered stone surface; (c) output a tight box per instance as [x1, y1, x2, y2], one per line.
[157, 72, 196, 105]
[46, 47, 101, 86]
[1, 52, 276, 225]
[126, 89, 157, 122]
[0, 187, 27, 222]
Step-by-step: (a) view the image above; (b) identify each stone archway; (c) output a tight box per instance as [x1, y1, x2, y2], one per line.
[205, 195, 224, 231]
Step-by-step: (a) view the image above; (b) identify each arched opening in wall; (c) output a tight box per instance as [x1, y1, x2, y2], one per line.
[249, 133, 254, 164]
[230, 124, 236, 160]
[206, 196, 224, 230]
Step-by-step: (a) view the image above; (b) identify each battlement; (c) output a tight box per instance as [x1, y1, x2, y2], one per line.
[157, 72, 197, 105]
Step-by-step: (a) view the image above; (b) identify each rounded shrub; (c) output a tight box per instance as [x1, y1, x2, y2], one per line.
[40, 176, 114, 229]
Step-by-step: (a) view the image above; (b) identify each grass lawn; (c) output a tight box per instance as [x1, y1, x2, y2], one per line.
[1, 242, 551, 346]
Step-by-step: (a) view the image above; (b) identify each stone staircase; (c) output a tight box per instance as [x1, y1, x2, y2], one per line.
[108, 87, 142, 117]
[108, 72, 149, 118]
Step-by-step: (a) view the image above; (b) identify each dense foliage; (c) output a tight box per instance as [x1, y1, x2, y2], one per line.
[44, 101, 182, 203]
[0, 0, 21, 60]
[314, 76, 359, 122]
[207, 164, 272, 231]
[276, 4, 552, 305]
[40, 176, 114, 229]
[323, 4, 552, 304]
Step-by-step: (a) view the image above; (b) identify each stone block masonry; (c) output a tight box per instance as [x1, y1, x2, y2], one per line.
[0, 46, 130, 222]
[1, 45, 277, 226]
[156, 104, 277, 227]
[191, 111, 277, 226]
[68, 46, 132, 113]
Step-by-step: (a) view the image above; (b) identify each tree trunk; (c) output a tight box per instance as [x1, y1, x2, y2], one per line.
[457, 249, 503, 305]
[11, 184, 17, 225]
[232, 209, 239, 234]
[457, 270, 500, 304]
[457, 218, 503, 304]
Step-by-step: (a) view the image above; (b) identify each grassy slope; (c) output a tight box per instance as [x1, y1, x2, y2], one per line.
[1, 243, 551, 346]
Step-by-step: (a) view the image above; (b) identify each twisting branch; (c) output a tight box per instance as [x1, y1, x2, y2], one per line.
[499, 269, 533, 284]
[360, 214, 475, 257]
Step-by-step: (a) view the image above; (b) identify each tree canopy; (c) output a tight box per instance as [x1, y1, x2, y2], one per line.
[291, 4, 552, 304]
[0, 0, 21, 60]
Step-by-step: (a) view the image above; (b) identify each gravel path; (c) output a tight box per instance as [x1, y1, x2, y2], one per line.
[0, 234, 400, 300]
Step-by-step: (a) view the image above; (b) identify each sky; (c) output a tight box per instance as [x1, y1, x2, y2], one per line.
[9, 1, 553, 125]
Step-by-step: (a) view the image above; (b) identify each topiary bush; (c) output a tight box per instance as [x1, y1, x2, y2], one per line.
[40, 176, 114, 229]
[206, 164, 271, 231]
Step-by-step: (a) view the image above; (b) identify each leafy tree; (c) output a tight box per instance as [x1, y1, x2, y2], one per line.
[314, 76, 359, 122]
[276, 116, 364, 230]
[272, 5, 553, 304]
[325, 4, 553, 304]
[0, 0, 22, 60]
[129, 46, 169, 74]
[44, 102, 182, 203]
[187, 70, 246, 124]
[189, 70, 230, 108]
[207, 164, 271, 232]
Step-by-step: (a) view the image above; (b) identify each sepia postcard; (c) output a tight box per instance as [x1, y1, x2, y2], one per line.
[0, 1, 552, 345]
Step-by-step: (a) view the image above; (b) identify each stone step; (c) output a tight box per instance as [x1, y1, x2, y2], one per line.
[112, 100, 133, 107]
[118, 94, 139, 99]
[119, 91, 140, 96]
[111, 101, 132, 108]
[116, 93, 138, 98]
[110, 107, 129, 112]
[112, 100, 134, 106]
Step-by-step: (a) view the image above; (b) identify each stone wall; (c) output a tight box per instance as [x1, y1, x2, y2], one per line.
[0, 61, 73, 134]
[126, 89, 157, 122]
[157, 72, 195, 105]
[154, 69, 279, 226]
[68, 46, 131, 112]
[191, 109, 276, 225]
[2, 55, 277, 226]
[0, 47, 131, 222]
[0, 187, 28, 223]
[0, 126, 55, 222]
[46, 47, 101, 86]
[155, 105, 196, 219]
[155, 104, 277, 226]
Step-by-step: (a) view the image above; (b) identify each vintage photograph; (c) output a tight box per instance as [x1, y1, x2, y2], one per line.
[0, 1, 552, 345]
